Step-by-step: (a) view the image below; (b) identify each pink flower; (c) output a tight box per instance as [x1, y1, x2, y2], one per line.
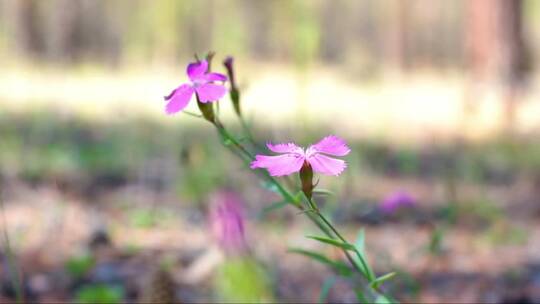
[380, 190, 416, 215]
[164, 59, 227, 115]
[210, 191, 247, 254]
[250, 135, 350, 177]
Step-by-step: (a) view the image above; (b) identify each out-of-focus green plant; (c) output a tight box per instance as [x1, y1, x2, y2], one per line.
[75, 284, 124, 304]
[0, 195, 23, 304]
[394, 148, 420, 176]
[128, 208, 176, 229]
[129, 208, 159, 228]
[214, 258, 273, 302]
[466, 198, 502, 224]
[483, 221, 528, 246]
[428, 226, 445, 257]
[180, 142, 227, 201]
[65, 253, 95, 279]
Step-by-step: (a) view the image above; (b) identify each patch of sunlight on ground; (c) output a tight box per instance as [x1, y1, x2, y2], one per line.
[1, 63, 540, 143]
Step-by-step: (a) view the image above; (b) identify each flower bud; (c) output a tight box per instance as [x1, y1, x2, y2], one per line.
[205, 51, 215, 71]
[196, 96, 215, 123]
[299, 161, 314, 200]
[223, 56, 242, 116]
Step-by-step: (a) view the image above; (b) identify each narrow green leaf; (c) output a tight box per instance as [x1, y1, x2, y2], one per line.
[375, 294, 394, 304]
[352, 229, 375, 281]
[288, 248, 352, 276]
[260, 181, 280, 194]
[313, 189, 335, 196]
[318, 276, 337, 303]
[355, 229, 365, 255]
[307, 236, 355, 251]
[258, 200, 289, 218]
[370, 272, 396, 289]
[354, 289, 369, 304]
[428, 226, 444, 256]
[284, 191, 303, 208]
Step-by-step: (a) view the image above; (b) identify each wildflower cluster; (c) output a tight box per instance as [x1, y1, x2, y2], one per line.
[163, 53, 395, 303]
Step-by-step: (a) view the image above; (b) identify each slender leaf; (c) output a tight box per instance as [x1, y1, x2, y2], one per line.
[353, 250, 375, 282]
[313, 189, 335, 196]
[355, 229, 365, 255]
[370, 272, 396, 289]
[354, 289, 369, 304]
[352, 229, 375, 281]
[260, 181, 280, 194]
[288, 248, 352, 276]
[375, 294, 394, 304]
[428, 226, 444, 256]
[258, 200, 289, 218]
[318, 276, 337, 303]
[307, 236, 355, 251]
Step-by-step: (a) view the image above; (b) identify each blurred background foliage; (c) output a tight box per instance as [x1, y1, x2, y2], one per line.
[0, 0, 537, 71]
[1, 0, 540, 303]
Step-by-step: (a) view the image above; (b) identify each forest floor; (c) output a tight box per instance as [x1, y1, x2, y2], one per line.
[1, 169, 539, 303]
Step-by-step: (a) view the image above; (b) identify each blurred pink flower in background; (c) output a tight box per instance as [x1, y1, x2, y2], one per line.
[250, 135, 350, 176]
[380, 190, 416, 215]
[210, 191, 247, 254]
[164, 59, 227, 114]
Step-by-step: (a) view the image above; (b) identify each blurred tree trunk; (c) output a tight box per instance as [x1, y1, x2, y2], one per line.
[320, 0, 347, 63]
[6, 0, 45, 58]
[242, 0, 273, 59]
[43, 0, 78, 63]
[465, 0, 531, 134]
[383, 0, 408, 72]
[497, 0, 530, 133]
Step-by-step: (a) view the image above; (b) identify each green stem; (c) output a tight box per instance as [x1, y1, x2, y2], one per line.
[209, 120, 385, 297]
[216, 124, 364, 270]
[214, 120, 253, 159]
[182, 111, 203, 118]
[238, 115, 256, 146]
[0, 193, 23, 304]
[312, 201, 372, 279]
[305, 210, 334, 237]
[313, 207, 381, 293]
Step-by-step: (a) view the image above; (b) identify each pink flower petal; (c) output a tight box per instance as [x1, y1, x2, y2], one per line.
[309, 135, 350, 156]
[266, 142, 304, 154]
[165, 84, 194, 114]
[195, 83, 227, 103]
[187, 60, 208, 81]
[307, 153, 347, 176]
[250, 154, 305, 176]
[203, 72, 227, 82]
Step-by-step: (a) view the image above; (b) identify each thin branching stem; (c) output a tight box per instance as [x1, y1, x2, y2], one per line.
[183, 86, 390, 299]
[182, 111, 203, 118]
[211, 119, 387, 296]
[0, 192, 23, 303]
